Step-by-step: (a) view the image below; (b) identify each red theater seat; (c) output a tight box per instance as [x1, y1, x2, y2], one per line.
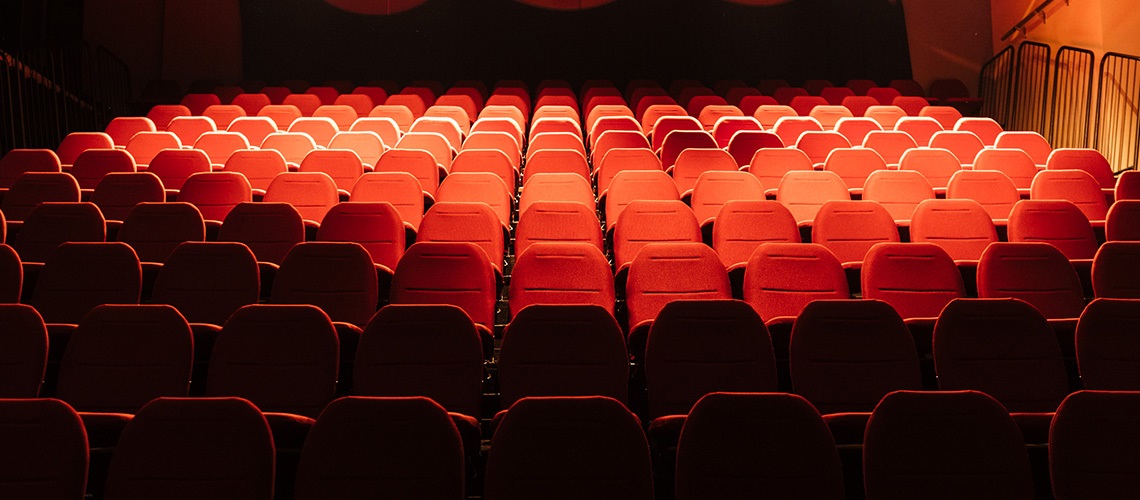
[201, 105, 247, 130]
[90, 172, 165, 222]
[834, 117, 882, 146]
[390, 242, 497, 335]
[293, 396, 465, 500]
[909, 199, 998, 263]
[1091, 242, 1140, 298]
[165, 116, 216, 146]
[103, 397, 274, 500]
[977, 243, 1085, 320]
[744, 242, 849, 325]
[13, 202, 106, 263]
[353, 304, 485, 450]
[822, 147, 886, 196]
[218, 202, 305, 266]
[1030, 169, 1109, 224]
[811, 200, 899, 268]
[271, 242, 380, 328]
[625, 243, 732, 345]
[0, 398, 89, 500]
[1050, 390, 1140, 500]
[105, 117, 157, 147]
[745, 147, 809, 196]
[995, 131, 1053, 167]
[0, 305, 47, 397]
[712, 199, 799, 280]
[257, 104, 303, 130]
[861, 130, 917, 167]
[124, 131, 181, 167]
[180, 93, 222, 115]
[864, 105, 907, 128]
[147, 104, 191, 129]
[863, 390, 1035, 500]
[2, 172, 80, 222]
[514, 201, 602, 257]
[522, 149, 590, 185]
[789, 299, 922, 443]
[862, 170, 935, 224]
[259, 132, 319, 167]
[946, 169, 1021, 222]
[919, 104, 964, 129]
[863, 242, 966, 320]
[934, 298, 1070, 441]
[287, 117, 339, 148]
[208, 304, 338, 420]
[298, 149, 365, 198]
[263, 172, 340, 227]
[689, 170, 765, 233]
[1007, 200, 1098, 262]
[675, 392, 844, 500]
[57, 133, 114, 168]
[69, 148, 136, 193]
[485, 396, 652, 500]
[1106, 199, 1140, 241]
[894, 116, 943, 147]
[351, 117, 402, 150]
[177, 171, 252, 224]
[644, 299, 777, 441]
[1075, 298, 1140, 389]
[776, 170, 851, 226]
[451, 149, 518, 193]
[499, 305, 627, 407]
[612, 200, 701, 274]
[509, 243, 614, 315]
[221, 149, 286, 198]
[148, 149, 211, 198]
[117, 202, 206, 265]
[56, 304, 191, 425]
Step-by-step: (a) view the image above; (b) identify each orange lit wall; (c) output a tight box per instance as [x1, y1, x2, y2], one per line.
[901, 0, 993, 97]
[990, 0, 1140, 56]
[990, 0, 1104, 53]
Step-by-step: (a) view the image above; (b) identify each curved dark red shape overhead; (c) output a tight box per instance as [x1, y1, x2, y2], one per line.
[514, 0, 618, 11]
[724, 0, 794, 6]
[323, 0, 428, 15]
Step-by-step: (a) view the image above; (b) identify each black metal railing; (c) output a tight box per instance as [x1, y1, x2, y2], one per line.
[1048, 46, 1095, 149]
[979, 46, 1014, 127]
[1009, 41, 1051, 134]
[980, 41, 1140, 173]
[1095, 53, 1140, 173]
[0, 44, 131, 155]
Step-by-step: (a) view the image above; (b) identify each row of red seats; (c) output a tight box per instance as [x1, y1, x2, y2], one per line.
[1, 233, 1136, 394]
[8, 294, 1138, 430]
[1, 139, 1129, 237]
[16, 388, 1130, 500]
[3, 295, 1136, 500]
[3, 194, 1138, 316]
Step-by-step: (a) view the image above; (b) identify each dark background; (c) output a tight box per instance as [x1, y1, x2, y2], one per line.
[240, 0, 912, 88]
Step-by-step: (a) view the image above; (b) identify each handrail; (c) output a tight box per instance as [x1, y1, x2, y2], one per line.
[1001, 0, 1069, 42]
[1, 49, 91, 109]
[1, 43, 131, 154]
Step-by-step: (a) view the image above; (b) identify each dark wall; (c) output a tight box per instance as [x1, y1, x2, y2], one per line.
[241, 0, 911, 88]
[3, 0, 84, 52]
